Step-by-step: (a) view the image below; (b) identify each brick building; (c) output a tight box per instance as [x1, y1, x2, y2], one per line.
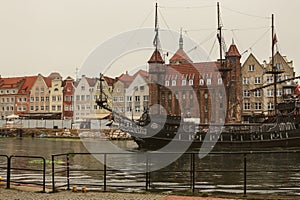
[148, 36, 242, 123]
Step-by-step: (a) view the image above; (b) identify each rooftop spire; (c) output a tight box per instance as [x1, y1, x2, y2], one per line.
[179, 28, 183, 49]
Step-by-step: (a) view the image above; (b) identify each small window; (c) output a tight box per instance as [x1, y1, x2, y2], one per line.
[165, 80, 170, 86]
[199, 79, 204, 85]
[217, 78, 222, 85]
[206, 78, 211, 85]
[182, 79, 186, 86]
[248, 65, 255, 71]
[172, 80, 176, 86]
[188, 79, 193, 86]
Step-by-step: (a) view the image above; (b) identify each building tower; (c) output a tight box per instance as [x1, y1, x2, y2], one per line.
[225, 39, 242, 122]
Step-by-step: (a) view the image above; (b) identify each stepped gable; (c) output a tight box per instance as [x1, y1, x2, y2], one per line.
[148, 50, 164, 64]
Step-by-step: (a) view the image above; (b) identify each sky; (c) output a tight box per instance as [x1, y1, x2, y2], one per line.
[0, 0, 299, 79]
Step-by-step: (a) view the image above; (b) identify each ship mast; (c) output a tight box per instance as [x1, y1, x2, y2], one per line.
[265, 14, 282, 115]
[217, 2, 230, 123]
[154, 2, 159, 54]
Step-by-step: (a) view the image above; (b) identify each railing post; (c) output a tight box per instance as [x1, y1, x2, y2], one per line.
[52, 155, 55, 192]
[192, 153, 195, 193]
[6, 156, 11, 189]
[67, 154, 70, 190]
[42, 157, 46, 192]
[103, 153, 107, 192]
[145, 153, 150, 191]
[243, 153, 247, 196]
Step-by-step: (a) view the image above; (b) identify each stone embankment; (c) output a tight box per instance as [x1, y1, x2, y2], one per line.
[0, 128, 131, 140]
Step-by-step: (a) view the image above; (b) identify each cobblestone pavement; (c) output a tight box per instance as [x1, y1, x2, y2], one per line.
[0, 187, 244, 200]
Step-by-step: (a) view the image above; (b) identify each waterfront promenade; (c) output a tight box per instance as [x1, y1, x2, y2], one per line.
[0, 188, 241, 200]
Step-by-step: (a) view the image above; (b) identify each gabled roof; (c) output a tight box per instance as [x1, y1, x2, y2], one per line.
[169, 49, 192, 64]
[18, 76, 38, 94]
[48, 72, 62, 79]
[242, 53, 263, 69]
[226, 43, 241, 57]
[148, 50, 164, 64]
[104, 76, 115, 86]
[165, 61, 222, 86]
[0, 77, 25, 89]
[117, 70, 148, 88]
[43, 76, 52, 87]
[86, 77, 97, 87]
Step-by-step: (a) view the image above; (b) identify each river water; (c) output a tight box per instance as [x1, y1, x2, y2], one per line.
[0, 137, 299, 195]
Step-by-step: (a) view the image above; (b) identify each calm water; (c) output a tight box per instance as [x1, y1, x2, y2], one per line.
[0, 137, 299, 195]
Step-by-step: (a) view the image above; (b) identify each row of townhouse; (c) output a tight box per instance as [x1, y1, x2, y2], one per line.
[242, 52, 295, 121]
[0, 73, 75, 119]
[0, 69, 149, 122]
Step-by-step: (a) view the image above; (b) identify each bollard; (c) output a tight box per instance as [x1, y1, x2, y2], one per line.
[82, 186, 86, 193]
[72, 186, 77, 192]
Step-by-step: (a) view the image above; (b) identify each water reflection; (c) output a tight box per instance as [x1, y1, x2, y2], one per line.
[0, 138, 299, 195]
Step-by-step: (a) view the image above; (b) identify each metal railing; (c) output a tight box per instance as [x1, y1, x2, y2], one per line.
[1, 150, 299, 195]
[0, 155, 9, 188]
[51, 150, 300, 195]
[1, 155, 46, 192]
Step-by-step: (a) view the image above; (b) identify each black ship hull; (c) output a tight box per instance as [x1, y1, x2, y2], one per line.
[120, 117, 300, 151]
[131, 133, 300, 151]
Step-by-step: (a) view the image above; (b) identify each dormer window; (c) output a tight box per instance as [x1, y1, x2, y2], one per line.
[182, 79, 186, 86]
[172, 80, 176, 86]
[165, 80, 170, 86]
[207, 78, 211, 85]
[217, 78, 222, 85]
[199, 79, 204, 85]
[188, 79, 193, 86]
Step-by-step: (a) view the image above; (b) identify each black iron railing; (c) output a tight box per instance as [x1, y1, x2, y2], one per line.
[51, 150, 300, 195]
[1, 150, 299, 195]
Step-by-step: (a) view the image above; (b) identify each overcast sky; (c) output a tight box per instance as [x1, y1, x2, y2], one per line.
[0, 0, 299, 78]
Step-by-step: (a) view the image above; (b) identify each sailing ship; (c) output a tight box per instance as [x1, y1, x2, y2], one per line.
[96, 3, 300, 150]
